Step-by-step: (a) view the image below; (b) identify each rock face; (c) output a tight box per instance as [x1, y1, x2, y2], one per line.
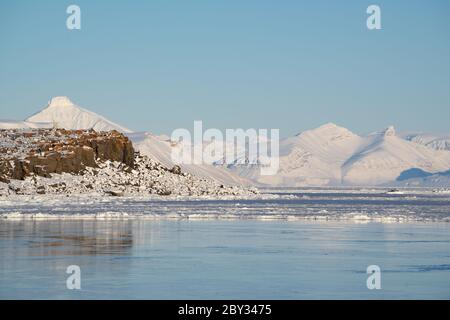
[1, 155, 258, 197]
[0, 128, 258, 198]
[0, 129, 134, 181]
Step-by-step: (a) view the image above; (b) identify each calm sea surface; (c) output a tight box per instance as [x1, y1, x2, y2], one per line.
[1, 191, 450, 299]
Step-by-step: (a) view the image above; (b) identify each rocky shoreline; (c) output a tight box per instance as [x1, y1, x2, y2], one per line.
[0, 129, 258, 197]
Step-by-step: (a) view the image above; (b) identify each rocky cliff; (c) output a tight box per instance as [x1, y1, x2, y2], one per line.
[0, 129, 134, 182]
[0, 129, 257, 197]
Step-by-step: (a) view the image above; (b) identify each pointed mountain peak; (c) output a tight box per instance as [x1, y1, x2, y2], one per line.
[25, 97, 132, 133]
[310, 122, 356, 136]
[368, 126, 397, 138]
[318, 122, 339, 129]
[47, 96, 75, 108]
[294, 123, 359, 140]
[374, 126, 396, 137]
[383, 126, 396, 136]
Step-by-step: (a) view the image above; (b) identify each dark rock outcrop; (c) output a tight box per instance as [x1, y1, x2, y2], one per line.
[0, 129, 135, 180]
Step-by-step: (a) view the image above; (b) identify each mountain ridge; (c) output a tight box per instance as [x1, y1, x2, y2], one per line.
[2, 96, 450, 187]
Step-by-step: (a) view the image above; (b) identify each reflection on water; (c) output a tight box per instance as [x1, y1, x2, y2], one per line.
[2, 220, 134, 256]
[1, 219, 450, 299]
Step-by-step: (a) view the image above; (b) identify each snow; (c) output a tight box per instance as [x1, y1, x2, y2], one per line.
[226, 123, 361, 186]
[0, 120, 52, 129]
[342, 127, 450, 185]
[226, 123, 450, 187]
[2, 187, 450, 222]
[25, 96, 132, 133]
[401, 132, 450, 151]
[2, 97, 450, 187]
[0, 153, 259, 198]
[129, 132, 254, 186]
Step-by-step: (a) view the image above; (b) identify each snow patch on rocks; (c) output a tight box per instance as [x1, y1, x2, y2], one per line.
[0, 153, 259, 198]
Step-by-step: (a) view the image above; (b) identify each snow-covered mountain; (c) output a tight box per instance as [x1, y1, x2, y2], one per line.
[341, 126, 450, 185]
[280, 123, 363, 185]
[226, 123, 450, 186]
[24, 96, 132, 133]
[129, 132, 254, 186]
[2, 96, 450, 186]
[0, 96, 249, 186]
[401, 133, 450, 151]
[224, 123, 361, 186]
[0, 120, 51, 129]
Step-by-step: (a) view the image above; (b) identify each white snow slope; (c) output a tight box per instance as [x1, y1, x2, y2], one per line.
[226, 124, 450, 187]
[401, 132, 450, 151]
[0, 120, 51, 129]
[129, 132, 254, 186]
[25, 96, 132, 133]
[341, 126, 450, 185]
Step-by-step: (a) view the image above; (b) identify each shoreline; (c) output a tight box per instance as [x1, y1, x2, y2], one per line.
[1, 189, 449, 223]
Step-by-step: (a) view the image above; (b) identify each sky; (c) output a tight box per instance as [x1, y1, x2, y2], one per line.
[0, 0, 449, 137]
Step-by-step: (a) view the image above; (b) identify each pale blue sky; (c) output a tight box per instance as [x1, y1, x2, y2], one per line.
[0, 0, 449, 136]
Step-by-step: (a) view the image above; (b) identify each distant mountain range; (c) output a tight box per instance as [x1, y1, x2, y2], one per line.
[401, 132, 450, 151]
[1, 96, 449, 187]
[224, 123, 450, 186]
